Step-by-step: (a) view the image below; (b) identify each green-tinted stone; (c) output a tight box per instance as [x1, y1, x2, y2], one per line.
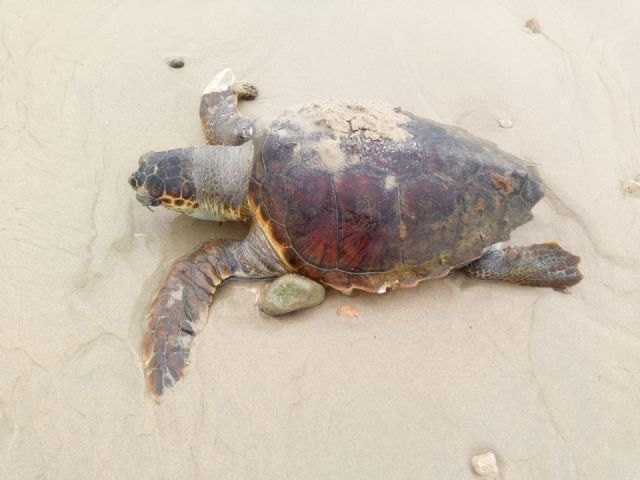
[258, 274, 325, 316]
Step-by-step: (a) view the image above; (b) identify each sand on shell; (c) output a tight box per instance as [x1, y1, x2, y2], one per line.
[2, 1, 640, 479]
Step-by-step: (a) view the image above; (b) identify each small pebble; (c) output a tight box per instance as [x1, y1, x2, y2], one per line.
[497, 118, 513, 129]
[337, 304, 359, 318]
[166, 56, 185, 69]
[525, 18, 542, 34]
[622, 177, 640, 196]
[257, 274, 325, 316]
[471, 451, 499, 478]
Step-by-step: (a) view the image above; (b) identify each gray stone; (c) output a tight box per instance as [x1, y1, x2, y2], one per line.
[258, 274, 325, 316]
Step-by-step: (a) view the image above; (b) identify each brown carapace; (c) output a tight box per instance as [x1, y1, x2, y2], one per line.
[250, 104, 546, 293]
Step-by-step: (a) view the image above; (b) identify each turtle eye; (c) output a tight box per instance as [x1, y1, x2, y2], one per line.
[128, 173, 138, 189]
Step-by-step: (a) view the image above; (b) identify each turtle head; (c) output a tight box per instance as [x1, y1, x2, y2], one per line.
[129, 149, 199, 214]
[129, 143, 255, 221]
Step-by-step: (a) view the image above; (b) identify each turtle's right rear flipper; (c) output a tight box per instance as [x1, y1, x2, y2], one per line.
[142, 240, 235, 401]
[464, 242, 583, 291]
[200, 68, 257, 145]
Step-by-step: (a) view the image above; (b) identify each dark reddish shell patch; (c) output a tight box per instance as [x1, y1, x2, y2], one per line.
[249, 103, 543, 292]
[285, 166, 338, 268]
[334, 166, 402, 272]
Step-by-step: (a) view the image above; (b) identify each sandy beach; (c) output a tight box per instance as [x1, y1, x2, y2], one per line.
[1, 1, 639, 478]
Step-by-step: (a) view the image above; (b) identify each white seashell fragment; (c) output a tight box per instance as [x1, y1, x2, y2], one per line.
[471, 451, 499, 478]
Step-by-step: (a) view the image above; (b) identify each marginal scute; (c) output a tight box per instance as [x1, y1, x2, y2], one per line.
[321, 270, 351, 291]
[249, 102, 543, 292]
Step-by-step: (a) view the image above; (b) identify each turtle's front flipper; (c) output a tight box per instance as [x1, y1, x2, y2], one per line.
[464, 242, 583, 291]
[200, 68, 258, 146]
[143, 225, 286, 401]
[143, 239, 237, 401]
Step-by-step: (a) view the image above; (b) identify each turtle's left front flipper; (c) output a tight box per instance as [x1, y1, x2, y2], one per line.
[142, 225, 286, 401]
[464, 242, 583, 291]
[200, 68, 258, 145]
[143, 239, 237, 401]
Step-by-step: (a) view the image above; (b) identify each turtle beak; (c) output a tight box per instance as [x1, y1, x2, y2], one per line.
[135, 191, 161, 208]
[129, 159, 161, 209]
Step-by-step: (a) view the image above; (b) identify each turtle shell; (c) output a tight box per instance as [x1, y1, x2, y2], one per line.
[249, 102, 542, 293]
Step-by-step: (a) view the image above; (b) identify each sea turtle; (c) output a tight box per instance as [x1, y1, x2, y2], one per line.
[129, 68, 582, 401]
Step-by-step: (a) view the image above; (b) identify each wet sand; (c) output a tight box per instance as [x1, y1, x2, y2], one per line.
[2, 1, 639, 478]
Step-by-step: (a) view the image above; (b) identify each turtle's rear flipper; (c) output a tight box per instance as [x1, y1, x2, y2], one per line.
[143, 240, 236, 401]
[200, 68, 257, 145]
[464, 242, 583, 291]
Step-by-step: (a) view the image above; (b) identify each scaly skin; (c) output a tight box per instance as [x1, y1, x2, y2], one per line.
[464, 242, 583, 291]
[199, 68, 258, 145]
[141, 225, 285, 401]
[142, 240, 236, 401]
